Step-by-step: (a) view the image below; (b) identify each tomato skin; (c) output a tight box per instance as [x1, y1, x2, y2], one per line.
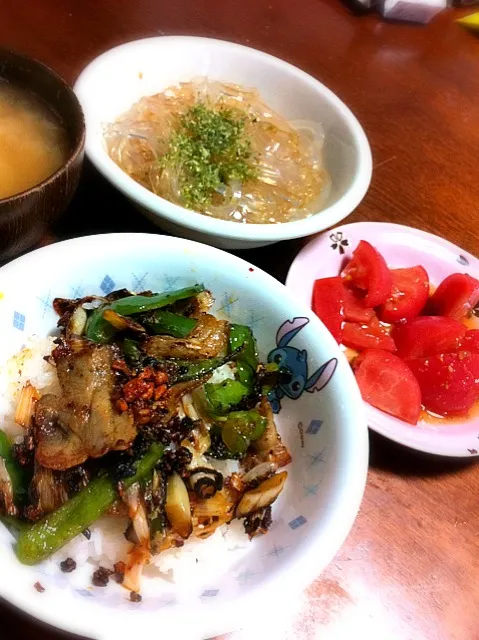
[342, 240, 392, 307]
[353, 349, 421, 424]
[342, 287, 375, 323]
[312, 277, 345, 343]
[463, 330, 479, 353]
[429, 273, 479, 320]
[408, 352, 479, 416]
[393, 316, 466, 360]
[312, 277, 376, 341]
[342, 317, 396, 352]
[377, 266, 429, 323]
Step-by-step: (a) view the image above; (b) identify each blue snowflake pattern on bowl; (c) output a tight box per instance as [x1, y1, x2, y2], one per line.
[12, 311, 25, 331]
[100, 275, 116, 295]
[289, 515, 307, 530]
[306, 419, 323, 435]
[131, 272, 148, 291]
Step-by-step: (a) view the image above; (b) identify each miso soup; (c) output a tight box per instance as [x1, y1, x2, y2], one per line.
[0, 82, 69, 199]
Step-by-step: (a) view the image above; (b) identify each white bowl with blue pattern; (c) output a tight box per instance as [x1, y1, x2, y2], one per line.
[0, 233, 368, 640]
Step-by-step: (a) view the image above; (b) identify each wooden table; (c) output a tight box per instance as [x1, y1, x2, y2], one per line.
[1, 2, 479, 639]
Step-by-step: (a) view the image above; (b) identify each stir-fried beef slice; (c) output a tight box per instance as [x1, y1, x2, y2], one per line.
[35, 394, 86, 469]
[35, 344, 136, 470]
[144, 314, 228, 360]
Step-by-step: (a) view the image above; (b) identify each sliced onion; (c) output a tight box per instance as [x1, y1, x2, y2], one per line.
[81, 298, 106, 311]
[121, 482, 151, 593]
[102, 309, 146, 333]
[0, 458, 16, 516]
[14, 383, 40, 429]
[235, 471, 287, 518]
[241, 462, 278, 486]
[67, 306, 87, 338]
[192, 491, 228, 519]
[122, 483, 150, 546]
[165, 472, 192, 539]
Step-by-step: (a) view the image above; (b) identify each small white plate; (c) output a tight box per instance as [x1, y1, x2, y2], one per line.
[286, 221, 479, 457]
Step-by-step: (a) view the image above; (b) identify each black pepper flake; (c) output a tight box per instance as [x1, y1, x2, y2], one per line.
[130, 592, 142, 603]
[113, 561, 126, 584]
[34, 581, 45, 593]
[60, 558, 77, 573]
[92, 566, 113, 587]
[161, 446, 193, 475]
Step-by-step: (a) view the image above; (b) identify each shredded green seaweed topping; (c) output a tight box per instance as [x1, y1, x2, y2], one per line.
[161, 104, 257, 210]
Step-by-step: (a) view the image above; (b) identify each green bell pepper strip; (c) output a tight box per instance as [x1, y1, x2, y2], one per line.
[16, 443, 164, 566]
[86, 285, 204, 343]
[221, 427, 249, 455]
[219, 410, 267, 454]
[123, 338, 142, 367]
[258, 362, 282, 394]
[164, 348, 241, 383]
[197, 324, 258, 415]
[203, 379, 250, 415]
[0, 515, 28, 536]
[143, 310, 197, 338]
[229, 324, 258, 390]
[0, 430, 10, 458]
[229, 324, 258, 373]
[0, 430, 30, 507]
[235, 361, 254, 389]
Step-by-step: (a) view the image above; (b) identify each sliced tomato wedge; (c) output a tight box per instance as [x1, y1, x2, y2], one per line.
[377, 266, 429, 323]
[408, 352, 479, 416]
[393, 316, 466, 360]
[342, 287, 375, 323]
[428, 273, 479, 320]
[353, 349, 421, 424]
[462, 330, 479, 353]
[312, 277, 345, 343]
[342, 317, 396, 352]
[341, 240, 392, 307]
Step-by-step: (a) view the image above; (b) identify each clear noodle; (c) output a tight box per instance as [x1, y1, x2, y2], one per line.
[104, 78, 331, 224]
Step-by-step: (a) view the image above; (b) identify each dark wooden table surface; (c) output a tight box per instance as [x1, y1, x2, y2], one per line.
[1, 1, 479, 639]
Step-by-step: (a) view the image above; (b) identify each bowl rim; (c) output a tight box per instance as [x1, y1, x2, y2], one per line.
[74, 35, 372, 242]
[0, 232, 369, 639]
[0, 47, 85, 208]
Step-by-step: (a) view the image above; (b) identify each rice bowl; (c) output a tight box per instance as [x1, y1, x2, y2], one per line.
[0, 233, 368, 639]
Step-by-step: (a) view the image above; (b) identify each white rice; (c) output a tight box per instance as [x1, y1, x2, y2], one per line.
[0, 335, 59, 440]
[0, 336, 250, 585]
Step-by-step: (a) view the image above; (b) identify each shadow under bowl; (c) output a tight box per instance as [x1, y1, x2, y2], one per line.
[0, 49, 85, 260]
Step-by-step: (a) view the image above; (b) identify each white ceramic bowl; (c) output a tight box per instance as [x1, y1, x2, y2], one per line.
[0, 234, 368, 639]
[74, 36, 372, 250]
